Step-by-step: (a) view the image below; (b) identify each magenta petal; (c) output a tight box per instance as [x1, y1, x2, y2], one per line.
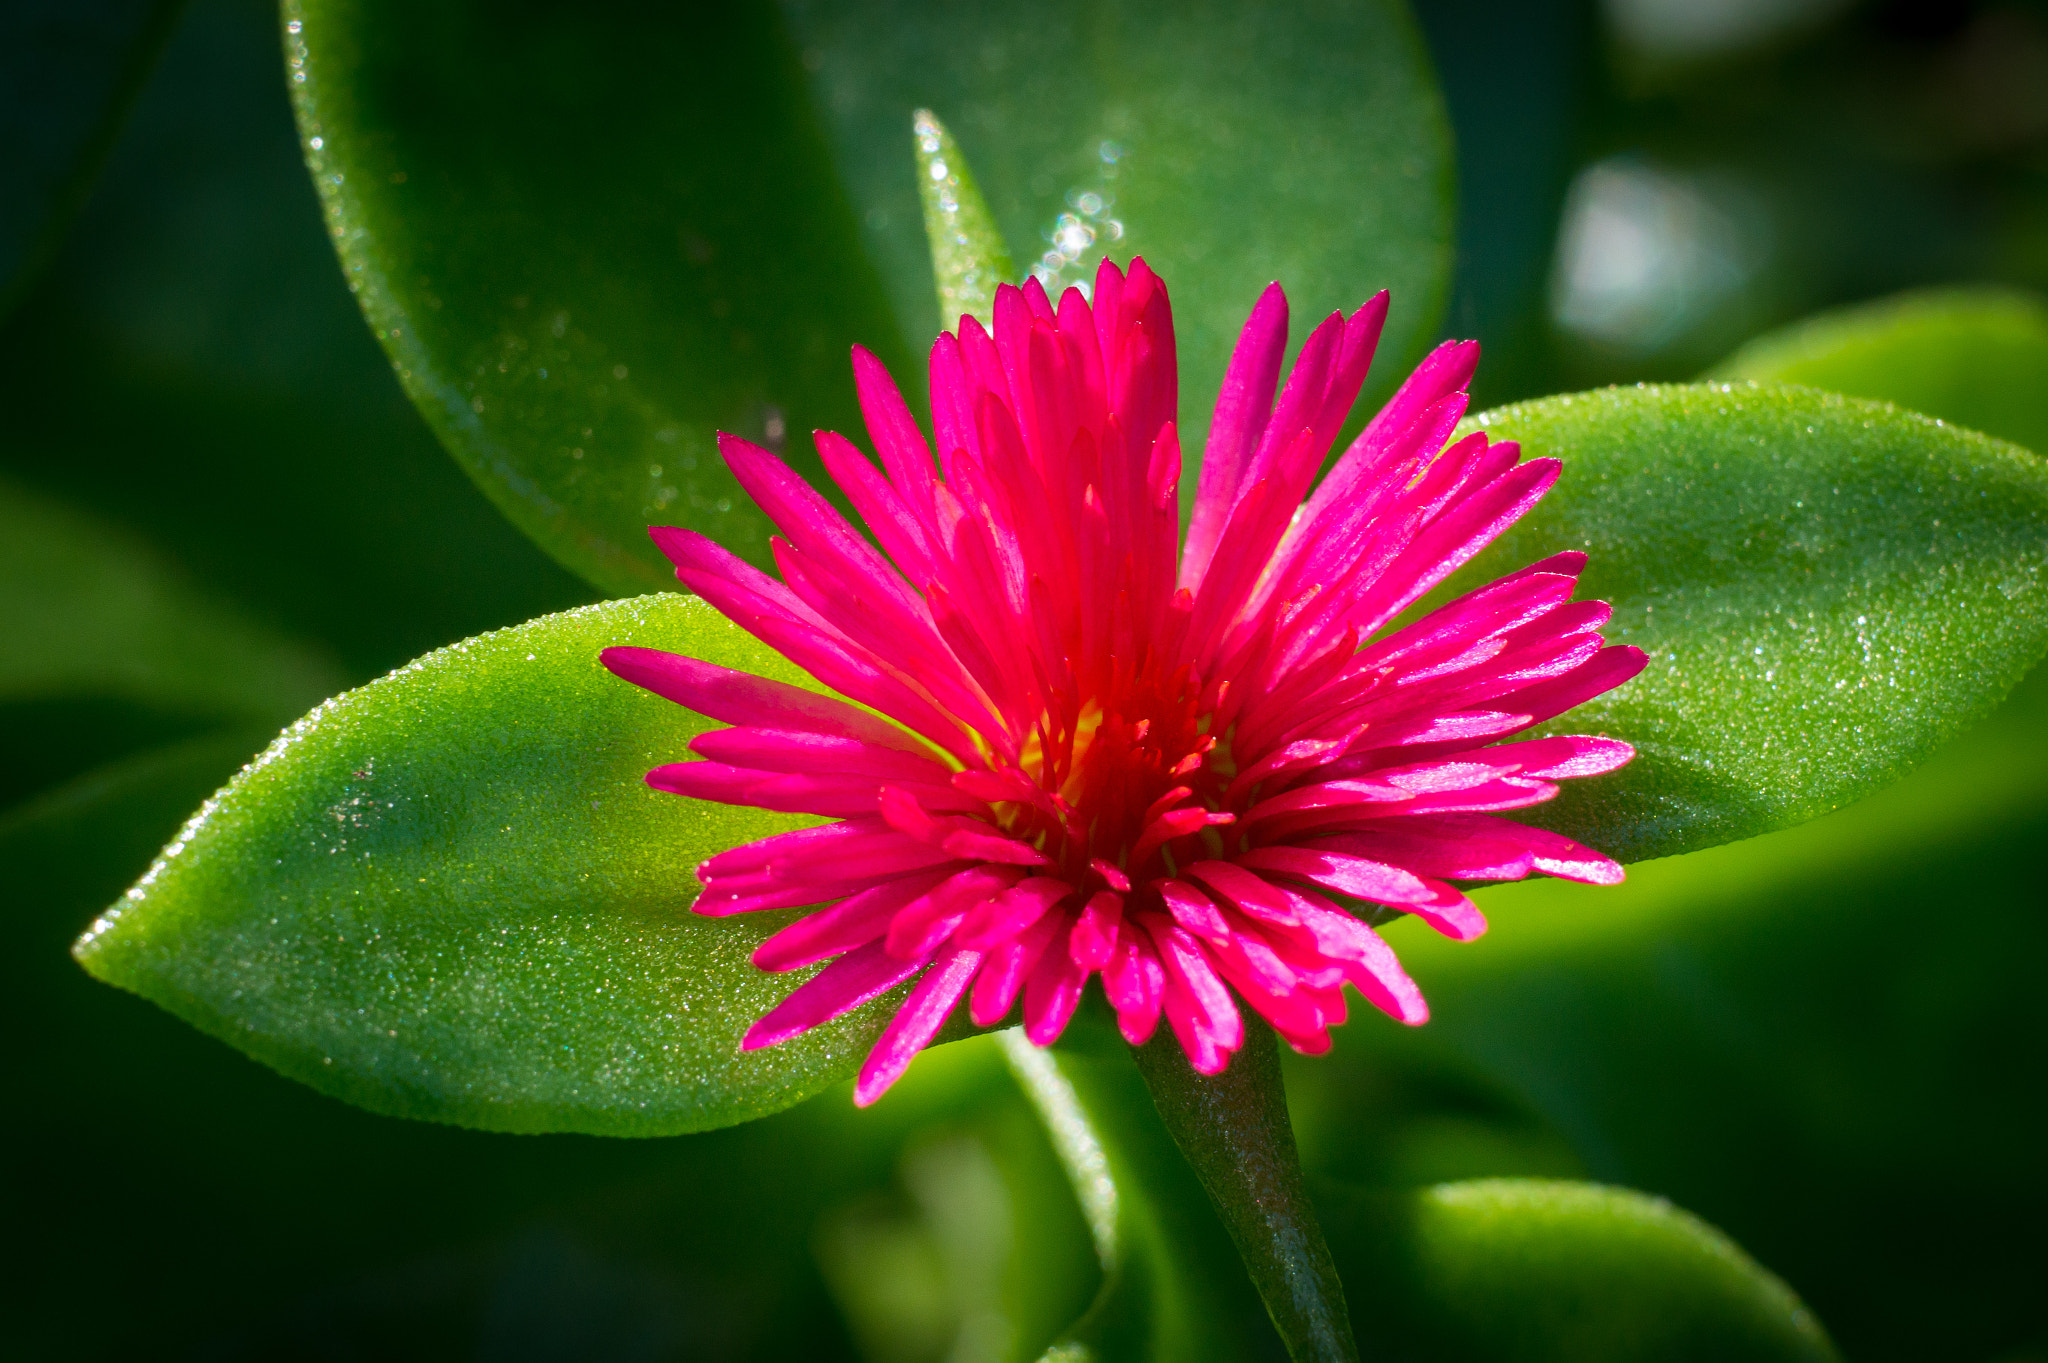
[753, 869, 960, 971]
[650, 761, 974, 819]
[879, 787, 1051, 866]
[1145, 915, 1243, 1070]
[743, 939, 924, 1051]
[1022, 938, 1087, 1044]
[854, 947, 983, 1106]
[1103, 926, 1166, 1045]
[1184, 282, 1288, 591]
[1236, 846, 1488, 941]
[956, 876, 1073, 951]
[1277, 888, 1429, 1025]
[1183, 860, 1301, 926]
[600, 648, 923, 753]
[1490, 733, 1636, 780]
[700, 817, 954, 887]
[1069, 890, 1124, 970]
[1492, 645, 1649, 727]
[1158, 879, 1232, 944]
[884, 864, 1023, 960]
[969, 906, 1063, 1027]
[692, 728, 953, 782]
[852, 344, 940, 508]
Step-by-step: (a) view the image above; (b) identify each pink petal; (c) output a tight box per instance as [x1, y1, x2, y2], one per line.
[1102, 926, 1166, 1045]
[691, 728, 954, 782]
[1488, 733, 1636, 780]
[855, 947, 984, 1106]
[1182, 859, 1302, 926]
[1268, 885, 1430, 1025]
[878, 787, 1051, 865]
[884, 864, 1025, 960]
[1143, 915, 1243, 1072]
[969, 903, 1063, 1027]
[955, 876, 1075, 951]
[1022, 938, 1088, 1044]
[1069, 890, 1124, 970]
[816, 428, 936, 586]
[1489, 645, 1649, 727]
[743, 939, 924, 1051]
[1236, 846, 1488, 941]
[1183, 282, 1288, 591]
[752, 867, 960, 970]
[1158, 878, 1232, 944]
[599, 648, 923, 754]
[853, 343, 939, 510]
[649, 761, 972, 818]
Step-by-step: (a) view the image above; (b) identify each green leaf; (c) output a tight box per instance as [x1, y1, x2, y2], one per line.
[1711, 286, 2048, 455]
[1453, 382, 2048, 862]
[0, 474, 338, 719]
[0, 0, 183, 316]
[285, 0, 1452, 594]
[1322, 1179, 1838, 1362]
[912, 109, 1014, 331]
[71, 593, 900, 1137]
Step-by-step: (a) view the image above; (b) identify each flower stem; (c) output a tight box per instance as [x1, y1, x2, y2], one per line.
[1130, 1018, 1360, 1363]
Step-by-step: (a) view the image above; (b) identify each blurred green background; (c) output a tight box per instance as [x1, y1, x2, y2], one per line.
[4, 0, 2044, 1358]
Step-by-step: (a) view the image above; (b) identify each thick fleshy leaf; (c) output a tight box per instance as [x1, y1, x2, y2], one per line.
[1452, 383, 2048, 862]
[1290, 661, 2048, 1362]
[0, 0, 182, 316]
[1711, 286, 2048, 455]
[1322, 1180, 1837, 1361]
[911, 109, 1013, 331]
[71, 593, 909, 1137]
[284, 0, 1452, 593]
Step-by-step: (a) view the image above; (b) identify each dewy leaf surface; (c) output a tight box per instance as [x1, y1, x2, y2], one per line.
[1453, 383, 2048, 862]
[1712, 286, 2048, 455]
[284, 0, 1451, 594]
[72, 594, 901, 1136]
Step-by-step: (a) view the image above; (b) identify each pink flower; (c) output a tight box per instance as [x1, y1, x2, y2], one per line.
[604, 260, 1646, 1106]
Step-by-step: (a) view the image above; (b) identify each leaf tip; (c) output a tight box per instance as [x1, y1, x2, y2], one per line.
[911, 108, 1014, 332]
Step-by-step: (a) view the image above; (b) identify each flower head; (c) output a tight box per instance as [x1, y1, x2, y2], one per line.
[604, 260, 1646, 1105]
